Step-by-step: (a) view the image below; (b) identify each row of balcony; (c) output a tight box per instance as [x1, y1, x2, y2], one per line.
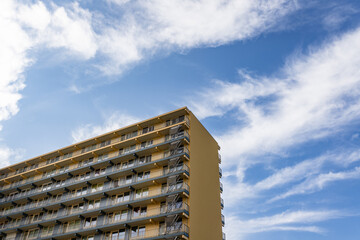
[10, 224, 189, 240]
[0, 116, 190, 181]
[0, 164, 189, 219]
[0, 131, 189, 197]
[3, 200, 188, 235]
[11, 206, 189, 240]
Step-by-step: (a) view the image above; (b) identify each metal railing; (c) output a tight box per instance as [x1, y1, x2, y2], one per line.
[0, 181, 189, 230]
[0, 116, 190, 182]
[0, 134, 189, 204]
[130, 224, 189, 239]
[16, 203, 189, 239]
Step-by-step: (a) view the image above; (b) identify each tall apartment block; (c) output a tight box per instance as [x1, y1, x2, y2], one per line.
[0, 107, 225, 240]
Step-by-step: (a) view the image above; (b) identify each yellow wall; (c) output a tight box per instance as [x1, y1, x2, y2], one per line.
[189, 111, 222, 240]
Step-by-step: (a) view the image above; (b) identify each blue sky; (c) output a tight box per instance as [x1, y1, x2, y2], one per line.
[1, 0, 360, 239]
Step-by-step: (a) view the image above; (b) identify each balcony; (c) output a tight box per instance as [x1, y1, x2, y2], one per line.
[130, 224, 189, 240]
[221, 214, 225, 226]
[1, 178, 189, 231]
[0, 162, 189, 219]
[0, 133, 189, 204]
[223, 232, 226, 240]
[16, 203, 189, 240]
[221, 198, 224, 209]
[0, 115, 190, 183]
[220, 182, 223, 192]
[219, 167, 222, 178]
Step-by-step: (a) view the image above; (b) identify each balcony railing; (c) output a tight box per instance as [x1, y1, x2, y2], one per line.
[0, 161, 189, 218]
[0, 181, 189, 230]
[219, 167, 222, 178]
[130, 224, 189, 240]
[0, 134, 189, 204]
[0, 115, 190, 182]
[16, 203, 189, 239]
[220, 182, 223, 192]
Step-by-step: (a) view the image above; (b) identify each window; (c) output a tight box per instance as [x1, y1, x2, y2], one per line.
[84, 217, 97, 228]
[111, 192, 130, 204]
[32, 212, 44, 222]
[100, 140, 111, 147]
[133, 207, 147, 218]
[95, 168, 106, 176]
[82, 144, 96, 153]
[27, 228, 39, 239]
[20, 188, 31, 197]
[81, 236, 94, 240]
[76, 172, 91, 181]
[126, 175, 132, 184]
[41, 182, 52, 191]
[55, 180, 66, 188]
[82, 236, 94, 240]
[118, 159, 134, 170]
[104, 230, 126, 240]
[142, 125, 154, 134]
[139, 155, 151, 164]
[59, 165, 69, 173]
[8, 191, 18, 200]
[159, 222, 166, 235]
[131, 226, 145, 238]
[107, 210, 127, 223]
[67, 219, 81, 232]
[140, 140, 153, 149]
[137, 171, 150, 181]
[52, 193, 62, 202]
[98, 154, 109, 161]
[41, 226, 54, 236]
[72, 187, 88, 197]
[62, 152, 73, 160]
[91, 183, 104, 193]
[47, 209, 58, 218]
[78, 158, 93, 167]
[88, 199, 101, 209]
[121, 135, 126, 141]
[70, 202, 85, 213]
[135, 188, 149, 199]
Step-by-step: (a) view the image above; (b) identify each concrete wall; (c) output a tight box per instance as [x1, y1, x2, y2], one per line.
[189, 111, 222, 240]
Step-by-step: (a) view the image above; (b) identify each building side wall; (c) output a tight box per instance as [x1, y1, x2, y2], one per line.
[189, 111, 222, 240]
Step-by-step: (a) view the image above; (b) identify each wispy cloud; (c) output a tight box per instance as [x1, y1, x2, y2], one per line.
[272, 166, 360, 201]
[0, 146, 24, 168]
[225, 209, 351, 239]
[98, 0, 299, 74]
[71, 112, 141, 142]
[190, 27, 360, 166]
[190, 25, 360, 238]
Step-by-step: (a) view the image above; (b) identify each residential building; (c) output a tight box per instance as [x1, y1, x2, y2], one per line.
[0, 107, 224, 240]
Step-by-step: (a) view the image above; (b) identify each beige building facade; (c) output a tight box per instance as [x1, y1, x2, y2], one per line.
[0, 107, 224, 240]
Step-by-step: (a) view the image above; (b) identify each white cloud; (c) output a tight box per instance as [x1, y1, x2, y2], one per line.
[71, 112, 141, 142]
[272, 166, 360, 201]
[0, 146, 24, 168]
[97, 0, 299, 74]
[0, 1, 97, 129]
[225, 210, 348, 239]
[190, 26, 360, 166]
[189, 26, 360, 238]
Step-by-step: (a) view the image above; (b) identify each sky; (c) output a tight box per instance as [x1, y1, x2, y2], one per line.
[1, 0, 360, 239]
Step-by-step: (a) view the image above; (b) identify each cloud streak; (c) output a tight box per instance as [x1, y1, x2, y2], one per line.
[225, 209, 349, 239]
[190, 27, 360, 165]
[190, 23, 360, 239]
[71, 112, 141, 143]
